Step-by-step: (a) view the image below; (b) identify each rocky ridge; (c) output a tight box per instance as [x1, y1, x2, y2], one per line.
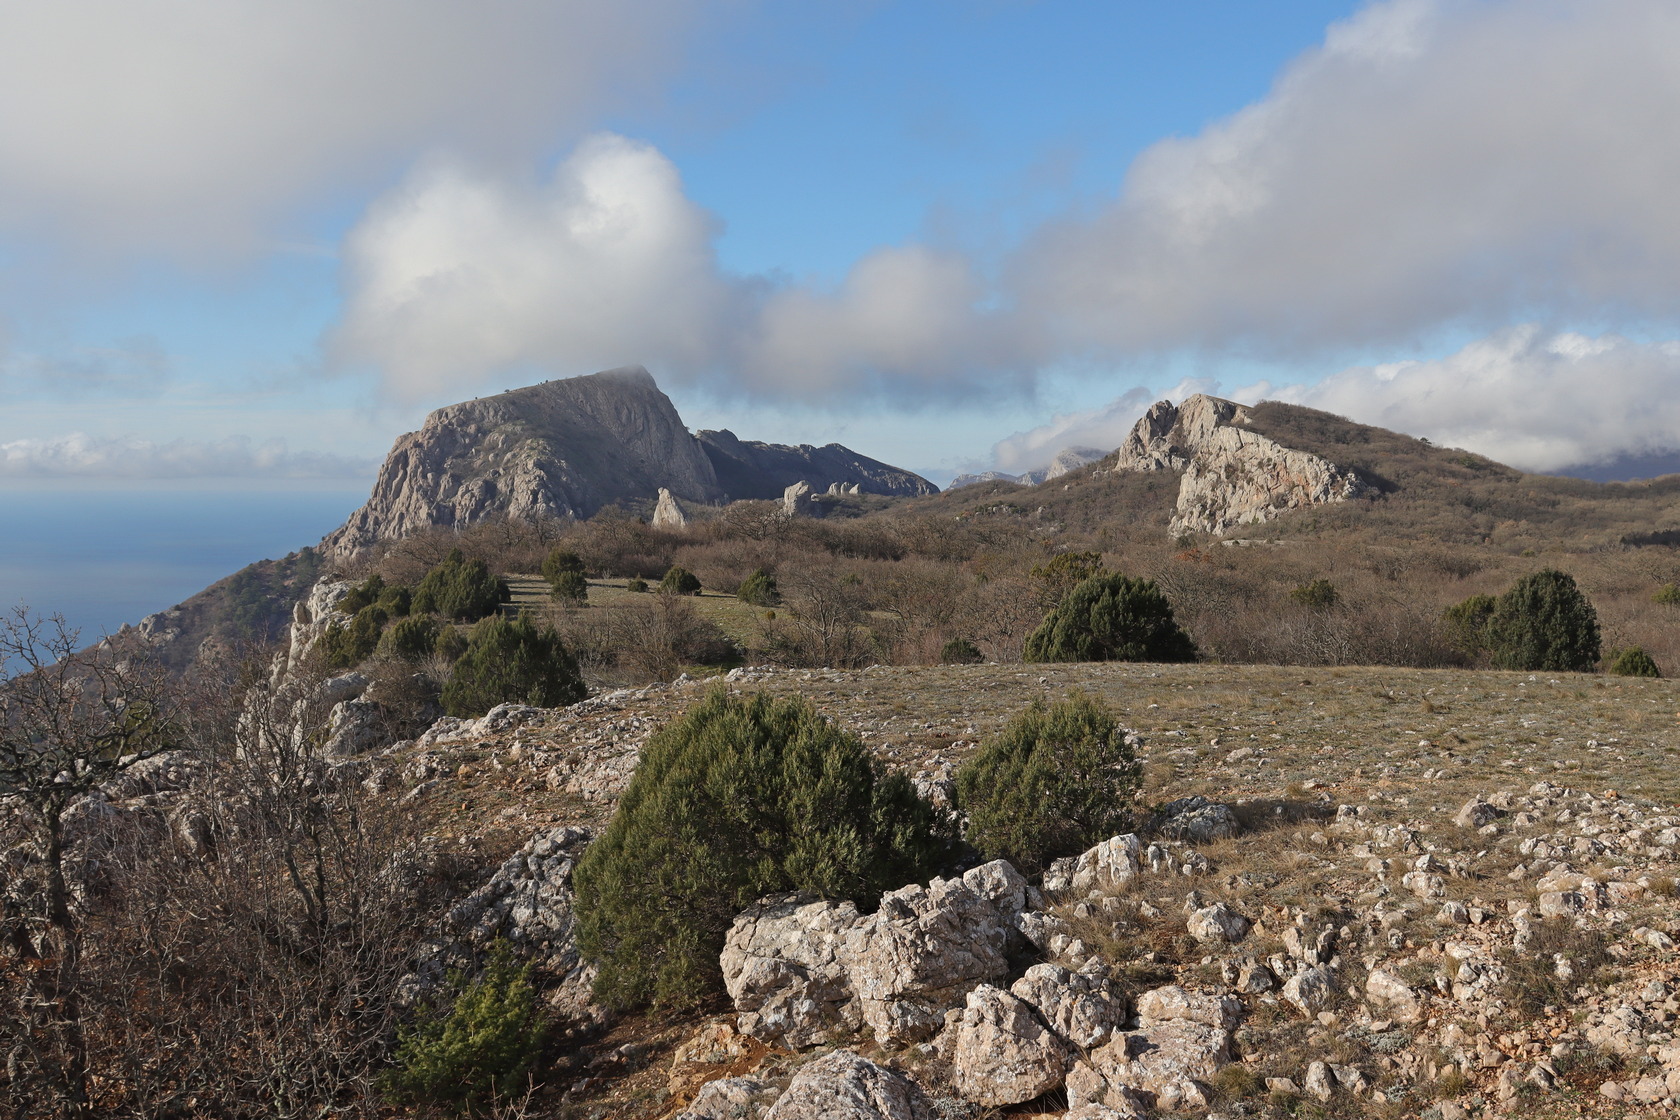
[1108, 396, 1369, 537]
[321, 367, 938, 558]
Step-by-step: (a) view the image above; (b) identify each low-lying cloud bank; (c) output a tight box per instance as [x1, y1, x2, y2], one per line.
[0, 433, 375, 481]
[1247, 327, 1680, 476]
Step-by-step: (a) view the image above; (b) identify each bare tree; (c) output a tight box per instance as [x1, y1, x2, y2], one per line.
[0, 609, 176, 1117]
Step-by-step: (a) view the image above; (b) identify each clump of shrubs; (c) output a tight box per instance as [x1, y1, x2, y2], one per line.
[1608, 646, 1661, 678]
[549, 570, 588, 605]
[954, 691, 1139, 875]
[940, 637, 984, 665]
[1024, 573, 1196, 664]
[439, 615, 586, 717]
[1289, 578, 1339, 611]
[378, 615, 442, 662]
[736, 567, 780, 607]
[659, 566, 701, 596]
[381, 942, 545, 1113]
[573, 688, 948, 1009]
[414, 549, 509, 622]
[625, 578, 649, 594]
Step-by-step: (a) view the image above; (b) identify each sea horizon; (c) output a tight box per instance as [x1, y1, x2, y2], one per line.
[0, 485, 367, 645]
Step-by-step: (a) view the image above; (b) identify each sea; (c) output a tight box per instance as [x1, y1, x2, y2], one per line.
[0, 487, 366, 645]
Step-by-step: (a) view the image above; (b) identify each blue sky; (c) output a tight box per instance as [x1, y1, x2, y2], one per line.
[5, 0, 1680, 489]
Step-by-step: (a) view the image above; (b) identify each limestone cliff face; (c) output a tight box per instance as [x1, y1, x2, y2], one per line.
[323, 367, 724, 557]
[695, 429, 938, 501]
[1110, 395, 1367, 536]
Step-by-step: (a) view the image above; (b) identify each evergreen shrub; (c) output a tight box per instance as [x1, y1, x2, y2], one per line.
[939, 638, 984, 665]
[413, 550, 509, 622]
[659, 566, 702, 596]
[573, 687, 948, 1010]
[1608, 647, 1661, 678]
[736, 567, 780, 607]
[381, 943, 545, 1114]
[549, 570, 588, 605]
[440, 615, 586, 717]
[1486, 569, 1600, 672]
[1023, 573, 1196, 664]
[954, 692, 1140, 875]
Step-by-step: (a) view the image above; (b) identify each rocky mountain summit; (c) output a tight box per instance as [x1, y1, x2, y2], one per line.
[322, 367, 937, 557]
[1108, 396, 1369, 537]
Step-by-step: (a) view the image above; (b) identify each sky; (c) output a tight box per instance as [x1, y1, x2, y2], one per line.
[5, 0, 1680, 492]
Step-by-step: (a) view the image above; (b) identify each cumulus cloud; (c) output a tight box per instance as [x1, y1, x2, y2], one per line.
[0, 433, 374, 480]
[0, 0, 715, 255]
[333, 134, 1025, 402]
[1012, 0, 1680, 359]
[1245, 326, 1680, 473]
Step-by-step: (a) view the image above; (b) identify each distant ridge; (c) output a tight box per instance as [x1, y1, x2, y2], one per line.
[321, 366, 937, 557]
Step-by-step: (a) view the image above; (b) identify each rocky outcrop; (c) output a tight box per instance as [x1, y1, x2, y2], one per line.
[696, 428, 937, 501]
[320, 367, 938, 557]
[652, 487, 688, 528]
[1108, 395, 1367, 537]
[761, 1050, 931, 1120]
[323, 367, 724, 556]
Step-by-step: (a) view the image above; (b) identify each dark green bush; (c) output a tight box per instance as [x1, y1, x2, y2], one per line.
[413, 550, 509, 622]
[736, 567, 780, 607]
[954, 692, 1140, 875]
[549, 570, 588, 605]
[1442, 593, 1497, 658]
[625, 578, 649, 594]
[659, 566, 701, 596]
[1486, 569, 1600, 672]
[320, 604, 388, 669]
[1289, 578, 1339, 611]
[940, 638, 984, 665]
[381, 943, 545, 1114]
[541, 548, 586, 585]
[1608, 646, 1661, 678]
[1023, 573, 1196, 664]
[440, 615, 586, 717]
[339, 573, 411, 618]
[573, 688, 948, 1010]
[379, 616, 441, 661]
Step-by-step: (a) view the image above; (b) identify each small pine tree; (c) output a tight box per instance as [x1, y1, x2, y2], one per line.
[954, 692, 1140, 875]
[1608, 647, 1661, 678]
[1024, 573, 1196, 664]
[736, 567, 780, 607]
[381, 942, 545, 1113]
[940, 637, 984, 665]
[413, 550, 509, 622]
[549, 570, 588, 605]
[440, 615, 587, 717]
[1486, 569, 1600, 672]
[659, 566, 701, 596]
[573, 688, 948, 1010]
[625, 578, 649, 594]
[1289, 578, 1339, 611]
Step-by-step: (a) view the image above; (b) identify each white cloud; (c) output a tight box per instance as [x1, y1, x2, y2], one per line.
[1012, 0, 1680, 359]
[0, 433, 374, 480]
[0, 0, 716, 256]
[1250, 326, 1680, 472]
[990, 386, 1155, 472]
[334, 134, 1026, 402]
